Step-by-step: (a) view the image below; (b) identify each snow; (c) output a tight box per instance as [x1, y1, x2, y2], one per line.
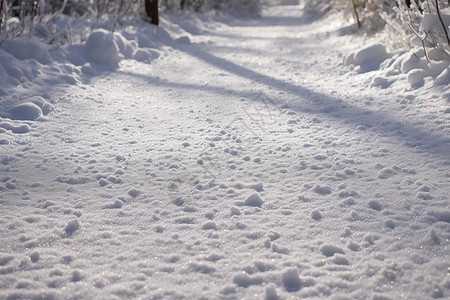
[245, 192, 264, 207]
[347, 43, 389, 73]
[1, 40, 53, 64]
[281, 267, 302, 292]
[64, 219, 81, 236]
[0, 2, 449, 300]
[9, 102, 43, 121]
[85, 29, 122, 65]
[421, 12, 450, 36]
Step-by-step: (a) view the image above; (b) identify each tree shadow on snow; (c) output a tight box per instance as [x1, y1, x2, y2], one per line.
[114, 71, 261, 101]
[169, 41, 450, 161]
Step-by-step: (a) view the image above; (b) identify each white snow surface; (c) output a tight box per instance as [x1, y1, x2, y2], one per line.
[1, 4, 450, 300]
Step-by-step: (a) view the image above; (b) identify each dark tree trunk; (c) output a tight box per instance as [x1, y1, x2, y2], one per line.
[0, 0, 3, 34]
[145, 0, 159, 26]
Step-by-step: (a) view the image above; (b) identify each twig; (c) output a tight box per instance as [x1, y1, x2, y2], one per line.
[408, 23, 431, 62]
[352, 0, 361, 27]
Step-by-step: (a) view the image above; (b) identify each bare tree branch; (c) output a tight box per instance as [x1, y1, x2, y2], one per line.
[433, 0, 450, 45]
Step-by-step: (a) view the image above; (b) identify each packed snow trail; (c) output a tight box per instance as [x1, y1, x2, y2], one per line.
[1, 4, 449, 300]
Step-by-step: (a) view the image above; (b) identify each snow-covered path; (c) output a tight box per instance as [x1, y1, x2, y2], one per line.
[1, 4, 449, 300]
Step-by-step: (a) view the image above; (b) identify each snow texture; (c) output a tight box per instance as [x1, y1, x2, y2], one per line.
[245, 192, 264, 207]
[281, 267, 302, 292]
[0, 3, 449, 300]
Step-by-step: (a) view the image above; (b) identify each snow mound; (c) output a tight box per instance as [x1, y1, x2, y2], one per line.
[132, 48, 159, 63]
[435, 67, 450, 86]
[0, 122, 31, 133]
[113, 32, 138, 59]
[320, 244, 345, 257]
[1, 40, 52, 64]
[9, 102, 43, 121]
[85, 29, 122, 65]
[394, 50, 449, 88]
[64, 219, 81, 236]
[245, 192, 264, 207]
[0, 24, 161, 125]
[281, 267, 302, 292]
[264, 285, 279, 300]
[345, 43, 389, 73]
[83, 28, 155, 66]
[353, 44, 387, 65]
[346, 41, 450, 90]
[29, 96, 55, 115]
[0, 49, 34, 86]
[7, 96, 55, 121]
[84, 29, 157, 66]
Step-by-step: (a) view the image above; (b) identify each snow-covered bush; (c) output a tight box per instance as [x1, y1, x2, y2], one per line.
[303, 0, 449, 88]
[0, 0, 72, 43]
[303, 0, 394, 33]
[303, 1, 450, 56]
[392, 0, 450, 52]
[337, 0, 450, 88]
[0, 0, 262, 42]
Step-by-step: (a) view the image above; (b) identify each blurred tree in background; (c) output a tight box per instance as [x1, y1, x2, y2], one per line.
[145, 0, 159, 25]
